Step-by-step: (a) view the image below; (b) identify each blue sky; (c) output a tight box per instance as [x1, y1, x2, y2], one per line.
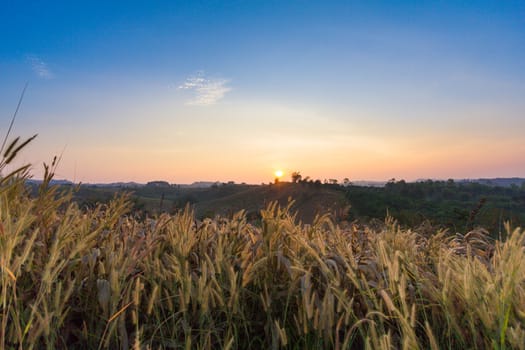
[1, 1, 524, 183]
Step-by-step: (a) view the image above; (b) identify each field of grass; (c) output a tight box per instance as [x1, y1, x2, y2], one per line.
[2, 155, 525, 349]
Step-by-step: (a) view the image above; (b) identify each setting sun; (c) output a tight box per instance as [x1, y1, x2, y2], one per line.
[274, 170, 284, 178]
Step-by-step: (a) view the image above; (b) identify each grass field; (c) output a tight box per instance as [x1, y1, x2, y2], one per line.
[2, 151, 525, 349]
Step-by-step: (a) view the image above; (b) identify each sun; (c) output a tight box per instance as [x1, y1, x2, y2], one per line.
[274, 170, 284, 178]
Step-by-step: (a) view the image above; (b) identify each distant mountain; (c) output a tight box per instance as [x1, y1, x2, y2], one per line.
[146, 181, 171, 188]
[26, 177, 525, 190]
[351, 181, 387, 187]
[457, 177, 525, 188]
[91, 182, 144, 188]
[26, 179, 74, 186]
[179, 181, 221, 188]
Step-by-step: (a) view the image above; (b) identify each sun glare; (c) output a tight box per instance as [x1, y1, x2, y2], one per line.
[274, 170, 284, 178]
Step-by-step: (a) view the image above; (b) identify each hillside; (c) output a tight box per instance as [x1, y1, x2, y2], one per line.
[56, 178, 525, 234]
[69, 181, 350, 224]
[193, 182, 349, 223]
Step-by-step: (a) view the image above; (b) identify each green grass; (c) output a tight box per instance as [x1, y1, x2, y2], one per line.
[2, 151, 525, 349]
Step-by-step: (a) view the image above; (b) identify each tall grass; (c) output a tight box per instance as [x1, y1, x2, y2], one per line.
[1, 153, 524, 348]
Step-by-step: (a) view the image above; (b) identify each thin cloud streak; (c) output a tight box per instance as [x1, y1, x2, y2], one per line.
[26, 55, 54, 79]
[179, 72, 231, 105]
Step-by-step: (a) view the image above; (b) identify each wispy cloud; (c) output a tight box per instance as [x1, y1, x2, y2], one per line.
[26, 55, 54, 79]
[179, 72, 231, 105]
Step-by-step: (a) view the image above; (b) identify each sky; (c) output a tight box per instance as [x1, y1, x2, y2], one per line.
[1, 0, 524, 184]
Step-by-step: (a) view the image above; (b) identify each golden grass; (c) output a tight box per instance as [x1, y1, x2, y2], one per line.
[1, 162, 524, 349]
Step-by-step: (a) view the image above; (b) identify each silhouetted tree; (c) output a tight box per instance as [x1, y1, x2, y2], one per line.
[291, 171, 302, 183]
